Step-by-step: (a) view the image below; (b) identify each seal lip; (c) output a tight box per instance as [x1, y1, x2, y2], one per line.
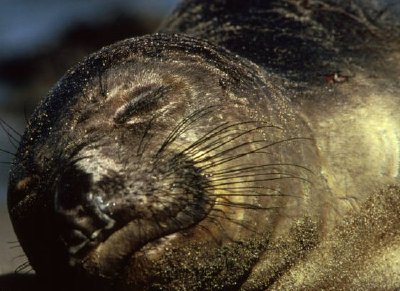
[62, 189, 213, 268]
[79, 201, 213, 278]
[58, 155, 213, 276]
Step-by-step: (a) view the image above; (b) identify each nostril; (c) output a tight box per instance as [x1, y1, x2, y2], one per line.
[55, 166, 92, 210]
[54, 165, 115, 256]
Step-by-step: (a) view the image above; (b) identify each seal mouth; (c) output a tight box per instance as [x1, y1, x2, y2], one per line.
[82, 207, 210, 277]
[55, 194, 116, 260]
[53, 153, 213, 276]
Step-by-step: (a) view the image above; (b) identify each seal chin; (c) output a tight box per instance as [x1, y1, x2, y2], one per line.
[53, 150, 213, 278]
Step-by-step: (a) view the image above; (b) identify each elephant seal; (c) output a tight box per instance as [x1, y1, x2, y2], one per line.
[7, 0, 400, 290]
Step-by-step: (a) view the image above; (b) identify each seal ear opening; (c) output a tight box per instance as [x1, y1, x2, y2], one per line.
[113, 84, 170, 125]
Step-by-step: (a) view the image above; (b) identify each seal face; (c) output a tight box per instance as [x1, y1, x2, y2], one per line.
[8, 34, 319, 289]
[7, 1, 400, 290]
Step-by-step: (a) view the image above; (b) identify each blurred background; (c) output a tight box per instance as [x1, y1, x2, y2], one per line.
[0, 0, 178, 275]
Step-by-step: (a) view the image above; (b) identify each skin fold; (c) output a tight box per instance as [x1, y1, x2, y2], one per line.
[7, 0, 400, 290]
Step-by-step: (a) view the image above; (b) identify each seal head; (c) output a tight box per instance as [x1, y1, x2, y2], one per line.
[8, 34, 319, 290]
[9, 1, 400, 289]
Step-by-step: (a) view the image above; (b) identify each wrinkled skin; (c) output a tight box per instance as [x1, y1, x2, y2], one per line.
[7, 0, 400, 290]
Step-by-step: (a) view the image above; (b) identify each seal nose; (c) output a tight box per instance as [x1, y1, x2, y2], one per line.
[55, 166, 115, 256]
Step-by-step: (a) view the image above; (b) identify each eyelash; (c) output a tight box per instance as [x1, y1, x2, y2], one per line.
[113, 85, 169, 124]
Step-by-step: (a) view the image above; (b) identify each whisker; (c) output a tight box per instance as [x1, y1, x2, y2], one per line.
[209, 171, 306, 182]
[137, 114, 158, 157]
[190, 125, 282, 162]
[0, 148, 16, 156]
[214, 199, 281, 211]
[205, 185, 292, 191]
[0, 117, 22, 137]
[156, 188, 301, 199]
[155, 105, 220, 158]
[200, 215, 232, 242]
[200, 137, 313, 170]
[0, 123, 19, 149]
[211, 163, 314, 176]
[207, 212, 259, 234]
[198, 137, 302, 165]
[175, 121, 281, 160]
[172, 121, 231, 158]
[209, 193, 302, 198]
[204, 185, 301, 198]
[207, 176, 312, 187]
[194, 223, 223, 245]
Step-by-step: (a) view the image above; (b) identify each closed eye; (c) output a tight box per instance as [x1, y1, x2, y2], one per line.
[113, 85, 169, 124]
